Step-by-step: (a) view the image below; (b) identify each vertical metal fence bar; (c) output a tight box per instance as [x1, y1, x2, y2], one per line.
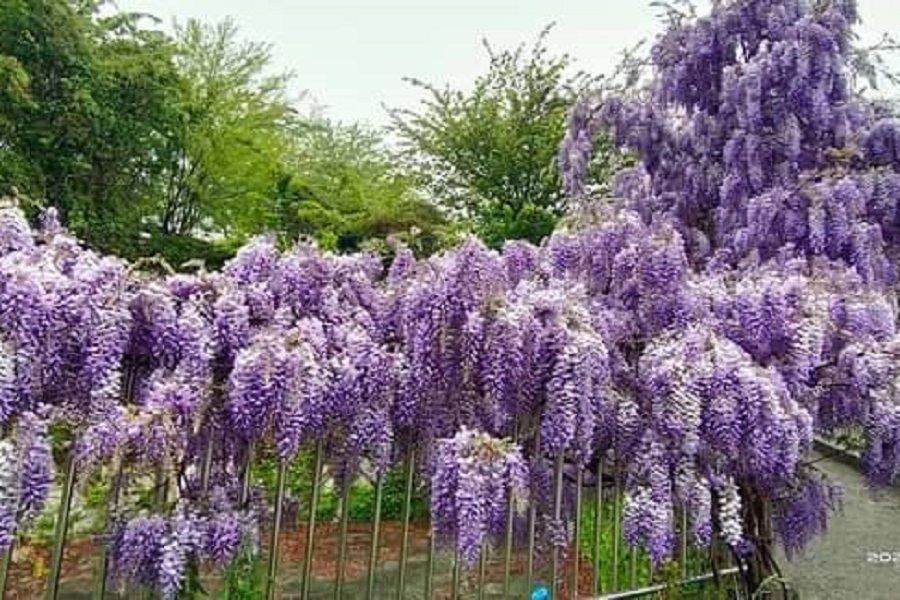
[200, 434, 214, 495]
[550, 454, 564, 598]
[365, 472, 384, 600]
[0, 539, 12, 598]
[265, 459, 288, 600]
[154, 462, 168, 509]
[502, 476, 515, 599]
[46, 452, 77, 600]
[629, 546, 637, 589]
[612, 475, 620, 592]
[240, 443, 254, 508]
[593, 458, 604, 595]
[301, 440, 325, 600]
[710, 533, 720, 594]
[477, 544, 487, 600]
[680, 507, 688, 580]
[424, 523, 435, 600]
[526, 428, 541, 593]
[451, 550, 461, 599]
[572, 464, 582, 600]
[334, 479, 352, 600]
[396, 449, 416, 600]
[502, 424, 518, 599]
[95, 466, 124, 600]
[526, 504, 536, 591]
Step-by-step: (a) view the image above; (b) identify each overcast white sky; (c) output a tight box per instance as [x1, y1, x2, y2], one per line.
[114, 0, 900, 126]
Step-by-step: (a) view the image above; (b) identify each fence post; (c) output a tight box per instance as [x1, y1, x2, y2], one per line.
[365, 471, 384, 600]
[550, 454, 564, 596]
[395, 448, 416, 599]
[95, 465, 125, 600]
[612, 475, 621, 592]
[334, 478, 351, 600]
[477, 543, 487, 600]
[265, 459, 288, 600]
[526, 428, 541, 593]
[153, 461, 168, 510]
[240, 443, 254, 508]
[680, 507, 688, 580]
[451, 550, 461, 599]
[301, 440, 325, 600]
[423, 522, 435, 600]
[200, 433, 215, 495]
[46, 451, 77, 600]
[502, 423, 518, 598]
[593, 457, 604, 595]
[629, 545, 637, 589]
[0, 539, 12, 597]
[572, 464, 582, 599]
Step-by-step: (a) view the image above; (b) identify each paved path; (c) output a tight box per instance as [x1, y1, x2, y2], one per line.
[778, 452, 900, 600]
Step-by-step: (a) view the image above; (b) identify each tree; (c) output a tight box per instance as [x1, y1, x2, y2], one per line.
[563, 0, 900, 593]
[0, 1, 184, 252]
[389, 26, 625, 248]
[277, 119, 453, 255]
[158, 18, 297, 239]
[0, 3, 452, 267]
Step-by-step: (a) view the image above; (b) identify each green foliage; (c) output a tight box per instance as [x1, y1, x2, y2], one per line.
[160, 18, 298, 240]
[0, 1, 185, 251]
[831, 425, 865, 452]
[253, 445, 429, 525]
[80, 466, 112, 534]
[0, 1, 457, 265]
[577, 493, 738, 598]
[126, 231, 242, 270]
[220, 539, 266, 600]
[346, 479, 375, 521]
[346, 465, 429, 522]
[390, 25, 622, 247]
[377, 465, 429, 521]
[23, 500, 57, 547]
[252, 446, 337, 521]
[180, 559, 206, 599]
[0, 3, 633, 266]
[278, 120, 456, 256]
[1, 3, 633, 262]
[577, 497, 651, 592]
[473, 201, 558, 250]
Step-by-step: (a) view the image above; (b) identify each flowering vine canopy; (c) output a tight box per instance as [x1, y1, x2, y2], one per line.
[0, 0, 899, 596]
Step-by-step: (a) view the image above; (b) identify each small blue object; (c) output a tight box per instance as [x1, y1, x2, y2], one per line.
[531, 585, 550, 600]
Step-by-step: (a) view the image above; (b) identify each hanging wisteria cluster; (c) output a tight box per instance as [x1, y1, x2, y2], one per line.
[430, 428, 528, 564]
[1, 0, 900, 596]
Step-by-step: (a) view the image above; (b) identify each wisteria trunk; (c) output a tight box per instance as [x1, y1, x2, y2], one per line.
[735, 487, 785, 598]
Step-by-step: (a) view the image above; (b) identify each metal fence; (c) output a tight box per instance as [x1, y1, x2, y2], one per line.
[0, 449, 743, 599]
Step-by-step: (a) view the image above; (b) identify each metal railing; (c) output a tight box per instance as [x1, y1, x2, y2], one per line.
[0, 449, 742, 599]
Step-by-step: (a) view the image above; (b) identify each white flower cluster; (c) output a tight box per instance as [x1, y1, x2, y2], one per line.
[717, 478, 744, 549]
[0, 439, 19, 548]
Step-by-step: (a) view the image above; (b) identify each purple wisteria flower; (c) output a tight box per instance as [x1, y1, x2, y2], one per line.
[430, 428, 528, 564]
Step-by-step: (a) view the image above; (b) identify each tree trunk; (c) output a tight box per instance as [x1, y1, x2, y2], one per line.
[735, 486, 796, 599]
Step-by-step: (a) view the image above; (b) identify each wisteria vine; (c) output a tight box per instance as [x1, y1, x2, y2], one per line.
[0, 0, 899, 596]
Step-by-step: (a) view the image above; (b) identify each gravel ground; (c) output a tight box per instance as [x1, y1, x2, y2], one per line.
[777, 452, 900, 600]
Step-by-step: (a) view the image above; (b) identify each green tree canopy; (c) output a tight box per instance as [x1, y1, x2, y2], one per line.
[276, 119, 454, 256]
[389, 25, 624, 248]
[0, 0, 183, 252]
[159, 18, 298, 240]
